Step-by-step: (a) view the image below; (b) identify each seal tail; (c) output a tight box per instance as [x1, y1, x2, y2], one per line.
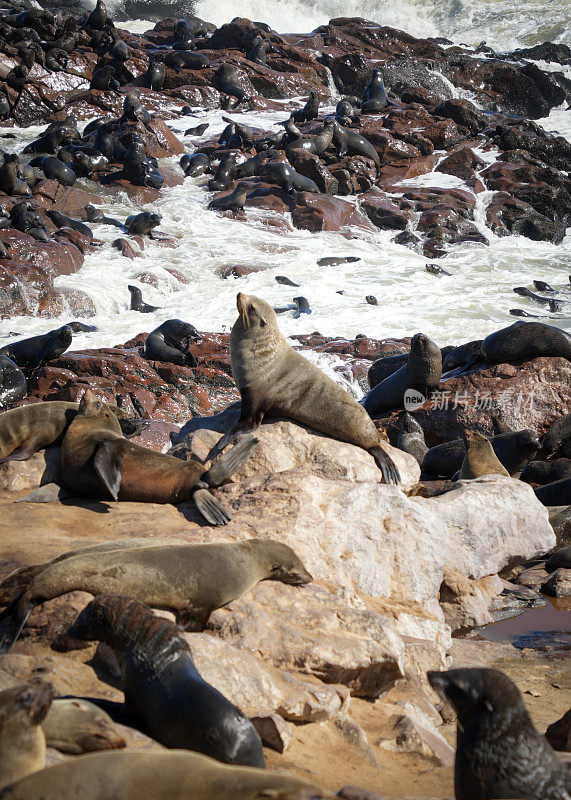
[193, 488, 232, 525]
[0, 592, 34, 654]
[370, 446, 401, 486]
[203, 434, 259, 487]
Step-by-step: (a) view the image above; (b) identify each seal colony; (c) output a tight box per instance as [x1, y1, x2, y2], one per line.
[0, 2, 569, 797]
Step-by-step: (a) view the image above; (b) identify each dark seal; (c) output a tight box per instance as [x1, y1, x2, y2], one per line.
[0, 326, 73, 372]
[144, 320, 200, 366]
[481, 321, 571, 364]
[68, 594, 266, 767]
[0, 356, 26, 410]
[128, 286, 159, 314]
[428, 668, 571, 800]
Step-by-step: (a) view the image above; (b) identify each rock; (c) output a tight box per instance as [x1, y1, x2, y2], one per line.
[434, 99, 489, 134]
[436, 147, 485, 191]
[438, 567, 503, 633]
[377, 713, 455, 765]
[549, 507, 571, 548]
[207, 582, 406, 699]
[541, 568, 571, 598]
[486, 191, 568, 244]
[287, 150, 339, 195]
[334, 714, 379, 766]
[291, 193, 375, 234]
[251, 714, 292, 752]
[546, 710, 571, 753]
[360, 194, 412, 230]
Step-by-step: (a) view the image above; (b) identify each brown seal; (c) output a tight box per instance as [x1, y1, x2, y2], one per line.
[458, 431, 510, 480]
[0, 538, 312, 652]
[60, 390, 258, 524]
[0, 681, 52, 790]
[218, 293, 399, 484]
[0, 750, 330, 800]
[42, 699, 126, 755]
[0, 400, 131, 463]
[67, 594, 265, 766]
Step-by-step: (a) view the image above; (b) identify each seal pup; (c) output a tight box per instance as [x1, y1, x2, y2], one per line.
[361, 333, 442, 416]
[0, 356, 26, 410]
[442, 340, 483, 372]
[45, 210, 92, 239]
[0, 682, 52, 789]
[291, 90, 319, 122]
[144, 319, 200, 366]
[42, 699, 126, 754]
[361, 69, 387, 113]
[458, 431, 510, 480]
[261, 161, 320, 194]
[426, 263, 452, 276]
[0, 538, 312, 652]
[317, 256, 360, 266]
[0, 326, 72, 372]
[124, 211, 161, 237]
[68, 594, 265, 767]
[128, 285, 159, 313]
[428, 668, 571, 800]
[208, 181, 250, 215]
[208, 152, 237, 191]
[481, 322, 571, 364]
[60, 390, 257, 517]
[397, 412, 428, 466]
[0, 750, 329, 800]
[214, 293, 400, 484]
[422, 429, 540, 479]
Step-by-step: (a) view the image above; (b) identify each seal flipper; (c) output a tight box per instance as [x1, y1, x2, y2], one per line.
[0, 592, 34, 654]
[192, 488, 232, 525]
[93, 441, 123, 501]
[203, 435, 259, 487]
[370, 446, 400, 486]
[15, 483, 71, 503]
[0, 438, 44, 464]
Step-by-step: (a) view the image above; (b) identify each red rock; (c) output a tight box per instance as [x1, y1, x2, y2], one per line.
[360, 193, 412, 230]
[291, 193, 376, 234]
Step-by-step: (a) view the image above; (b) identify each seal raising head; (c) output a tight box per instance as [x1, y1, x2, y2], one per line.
[428, 668, 571, 800]
[228, 293, 400, 484]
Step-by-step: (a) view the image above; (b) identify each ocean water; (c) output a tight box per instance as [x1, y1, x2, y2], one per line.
[1, 7, 570, 369]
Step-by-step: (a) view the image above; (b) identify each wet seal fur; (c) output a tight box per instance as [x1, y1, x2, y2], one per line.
[144, 319, 200, 366]
[68, 594, 265, 766]
[481, 321, 571, 364]
[457, 431, 510, 480]
[397, 412, 427, 466]
[0, 681, 52, 789]
[128, 285, 159, 313]
[0, 537, 312, 652]
[0, 749, 330, 800]
[217, 293, 400, 484]
[0, 326, 72, 372]
[428, 667, 571, 800]
[361, 333, 442, 417]
[0, 356, 26, 410]
[60, 390, 256, 522]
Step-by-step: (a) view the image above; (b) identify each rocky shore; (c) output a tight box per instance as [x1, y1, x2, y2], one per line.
[0, 2, 570, 797]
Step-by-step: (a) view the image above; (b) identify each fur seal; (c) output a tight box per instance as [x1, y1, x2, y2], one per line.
[275, 276, 299, 286]
[422, 429, 539, 478]
[331, 120, 380, 166]
[208, 152, 237, 191]
[68, 594, 265, 766]
[286, 120, 334, 157]
[45, 210, 92, 239]
[144, 319, 200, 366]
[0, 155, 31, 197]
[539, 414, 570, 459]
[185, 123, 209, 136]
[425, 263, 452, 277]
[0, 400, 132, 464]
[209, 182, 250, 215]
[124, 211, 161, 237]
[42, 699, 126, 754]
[534, 280, 557, 293]
[59, 390, 256, 517]
[513, 287, 565, 309]
[361, 333, 442, 416]
[235, 151, 273, 178]
[29, 155, 76, 186]
[545, 545, 571, 571]
[215, 65, 251, 106]
[428, 668, 571, 800]
[397, 412, 428, 465]
[291, 90, 319, 122]
[0, 537, 312, 652]
[0, 750, 328, 800]
[316, 256, 360, 266]
[534, 477, 571, 506]
[481, 322, 571, 364]
[521, 459, 571, 485]
[217, 293, 400, 484]
[247, 36, 271, 65]
[84, 204, 123, 229]
[164, 51, 210, 70]
[181, 152, 210, 177]
[458, 430, 510, 479]
[0, 326, 72, 372]
[144, 57, 164, 91]
[442, 340, 483, 372]
[0, 682, 52, 790]
[90, 65, 119, 91]
[261, 161, 319, 194]
[128, 285, 159, 313]
[0, 356, 26, 410]
[361, 69, 387, 113]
